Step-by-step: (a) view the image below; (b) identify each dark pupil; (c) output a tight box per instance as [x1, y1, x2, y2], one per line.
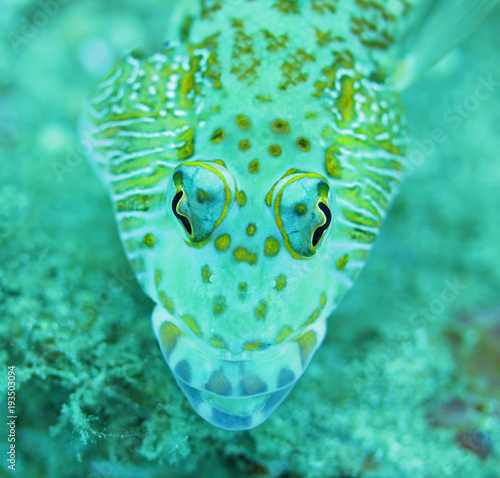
[312, 202, 332, 247]
[172, 191, 193, 236]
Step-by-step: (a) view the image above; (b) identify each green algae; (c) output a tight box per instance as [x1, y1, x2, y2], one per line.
[1, 1, 500, 477]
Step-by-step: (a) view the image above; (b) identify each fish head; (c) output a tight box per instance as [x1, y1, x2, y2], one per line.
[151, 159, 337, 429]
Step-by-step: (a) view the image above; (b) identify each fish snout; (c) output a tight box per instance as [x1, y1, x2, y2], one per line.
[153, 307, 325, 430]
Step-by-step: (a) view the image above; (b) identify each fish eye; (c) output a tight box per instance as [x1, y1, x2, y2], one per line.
[172, 189, 193, 236]
[272, 173, 333, 259]
[170, 161, 236, 243]
[312, 200, 332, 248]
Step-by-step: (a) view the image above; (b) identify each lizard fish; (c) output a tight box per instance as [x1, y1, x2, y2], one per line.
[82, 0, 496, 430]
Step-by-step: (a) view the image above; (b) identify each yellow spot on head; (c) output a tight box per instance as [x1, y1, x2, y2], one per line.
[275, 274, 287, 291]
[215, 234, 231, 251]
[202, 265, 212, 283]
[264, 237, 281, 257]
[275, 325, 293, 344]
[256, 94, 272, 102]
[143, 233, 156, 248]
[196, 189, 211, 202]
[295, 203, 307, 216]
[325, 145, 342, 178]
[236, 114, 251, 130]
[254, 300, 268, 319]
[249, 159, 260, 174]
[154, 269, 162, 287]
[304, 308, 321, 327]
[294, 330, 317, 365]
[237, 282, 248, 299]
[214, 296, 227, 315]
[181, 314, 202, 336]
[211, 128, 225, 143]
[320, 293, 327, 308]
[236, 190, 247, 207]
[160, 322, 182, 351]
[177, 128, 195, 159]
[312, 0, 336, 14]
[159, 291, 175, 314]
[315, 28, 334, 47]
[336, 75, 356, 126]
[244, 341, 265, 351]
[210, 335, 228, 350]
[246, 223, 256, 236]
[271, 119, 290, 134]
[297, 137, 311, 152]
[239, 139, 251, 151]
[273, 0, 300, 14]
[336, 254, 349, 270]
[269, 145, 282, 157]
[233, 247, 258, 265]
[233, 248, 246, 261]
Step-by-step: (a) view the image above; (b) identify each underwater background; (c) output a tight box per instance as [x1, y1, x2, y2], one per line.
[1, 1, 499, 477]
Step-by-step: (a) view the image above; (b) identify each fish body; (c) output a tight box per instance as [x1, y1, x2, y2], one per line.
[84, 0, 415, 430]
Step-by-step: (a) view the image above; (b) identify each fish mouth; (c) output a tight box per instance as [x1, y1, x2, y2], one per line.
[152, 307, 326, 430]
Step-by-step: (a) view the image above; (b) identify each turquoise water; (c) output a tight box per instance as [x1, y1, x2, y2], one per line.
[1, 1, 500, 477]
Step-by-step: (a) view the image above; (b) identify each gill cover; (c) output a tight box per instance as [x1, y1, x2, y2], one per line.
[171, 161, 236, 243]
[271, 173, 333, 259]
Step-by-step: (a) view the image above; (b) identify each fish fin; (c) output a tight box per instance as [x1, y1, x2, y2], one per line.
[393, 0, 500, 90]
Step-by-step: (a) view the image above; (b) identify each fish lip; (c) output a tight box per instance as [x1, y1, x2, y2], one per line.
[152, 305, 326, 398]
[174, 334, 295, 388]
[152, 304, 288, 361]
[152, 307, 326, 430]
[186, 334, 289, 362]
[165, 332, 309, 400]
[171, 337, 301, 430]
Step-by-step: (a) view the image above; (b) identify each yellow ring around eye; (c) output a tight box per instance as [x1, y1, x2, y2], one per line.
[274, 173, 329, 260]
[176, 161, 232, 231]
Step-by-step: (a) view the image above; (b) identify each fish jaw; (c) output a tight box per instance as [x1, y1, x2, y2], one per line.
[152, 305, 326, 430]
